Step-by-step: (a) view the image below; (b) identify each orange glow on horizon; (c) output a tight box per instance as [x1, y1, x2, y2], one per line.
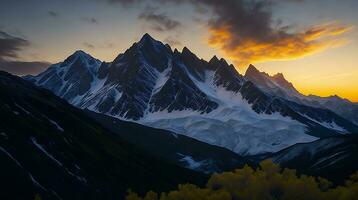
[253, 62, 358, 103]
[206, 21, 357, 102]
[207, 22, 354, 68]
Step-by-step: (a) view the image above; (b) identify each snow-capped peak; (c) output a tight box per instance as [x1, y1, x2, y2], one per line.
[73, 50, 89, 57]
[244, 64, 298, 96]
[272, 73, 297, 92]
[26, 35, 358, 156]
[63, 50, 101, 67]
[67, 50, 96, 62]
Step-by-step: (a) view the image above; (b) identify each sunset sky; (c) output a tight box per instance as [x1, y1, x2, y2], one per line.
[0, 0, 357, 101]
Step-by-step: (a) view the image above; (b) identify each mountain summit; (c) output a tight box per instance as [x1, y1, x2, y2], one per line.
[244, 65, 358, 125]
[26, 34, 358, 155]
[245, 64, 299, 97]
[0, 70, 207, 199]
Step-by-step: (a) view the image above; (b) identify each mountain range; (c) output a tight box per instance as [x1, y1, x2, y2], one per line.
[245, 64, 358, 125]
[0, 70, 209, 199]
[1, 33, 357, 199]
[26, 33, 358, 156]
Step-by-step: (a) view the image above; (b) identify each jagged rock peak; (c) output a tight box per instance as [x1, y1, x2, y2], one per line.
[69, 50, 95, 59]
[272, 72, 287, 81]
[210, 55, 219, 62]
[139, 33, 155, 43]
[245, 64, 260, 75]
[61, 50, 101, 70]
[173, 48, 180, 55]
[182, 46, 192, 54]
[219, 58, 229, 66]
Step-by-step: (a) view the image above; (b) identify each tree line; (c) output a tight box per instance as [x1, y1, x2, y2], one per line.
[126, 160, 358, 200]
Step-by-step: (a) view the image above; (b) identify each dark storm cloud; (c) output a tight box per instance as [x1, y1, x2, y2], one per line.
[0, 31, 30, 60]
[0, 61, 51, 76]
[195, 0, 275, 44]
[138, 7, 181, 32]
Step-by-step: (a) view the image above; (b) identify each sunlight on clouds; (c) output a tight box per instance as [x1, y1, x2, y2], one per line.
[207, 22, 354, 68]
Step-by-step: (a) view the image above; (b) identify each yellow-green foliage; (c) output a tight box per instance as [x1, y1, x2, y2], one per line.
[126, 160, 358, 200]
[34, 193, 42, 200]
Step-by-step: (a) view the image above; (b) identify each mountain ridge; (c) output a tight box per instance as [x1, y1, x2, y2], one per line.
[0, 70, 208, 199]
[25, 33, 358, 156]
[244, 64, 358, 125]
[267, 135, 358, 184]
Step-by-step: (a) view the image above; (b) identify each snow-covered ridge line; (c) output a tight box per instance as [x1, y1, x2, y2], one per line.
[26, 33, 358, 156]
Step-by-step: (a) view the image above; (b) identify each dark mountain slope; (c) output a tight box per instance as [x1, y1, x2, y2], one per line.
[260, 135, 358, 184]
[0, 71, 206, 200]
[85, 110, 254, 173]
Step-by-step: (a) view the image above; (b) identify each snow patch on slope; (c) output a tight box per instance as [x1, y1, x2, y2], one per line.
[178, 153, 204, 170]
[152, 60, 172, 94]
[15, 103, 31, 115]
[273, 139, 343, 163]
[141, 79, 317, 155]
[299, 113, 348, 134]
[177, 153, 213, 173]
[48, 119, 64, 132]
[31, 137, 63, 166]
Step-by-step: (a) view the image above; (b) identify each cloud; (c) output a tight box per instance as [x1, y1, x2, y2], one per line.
[0, 61, 51, 76]
[48, 11, 59, 18]
[138, 7, 181, 32]
[0, 31, 30, 60]
[102, 0, 142, 5]
[82, 41, 116, 49]
[99, 0, 354, 66]
[177, 0, 352, 66]
[83, 17, 99, 24]
[83, 42, 96, 49]
[0, 30, 50, 75]
[164, 36, 182, 46]
[208, 21, 353, 66]
[274, 0, 305, 3]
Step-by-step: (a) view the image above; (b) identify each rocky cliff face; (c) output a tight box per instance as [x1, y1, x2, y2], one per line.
[26, 34, 358, 155]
